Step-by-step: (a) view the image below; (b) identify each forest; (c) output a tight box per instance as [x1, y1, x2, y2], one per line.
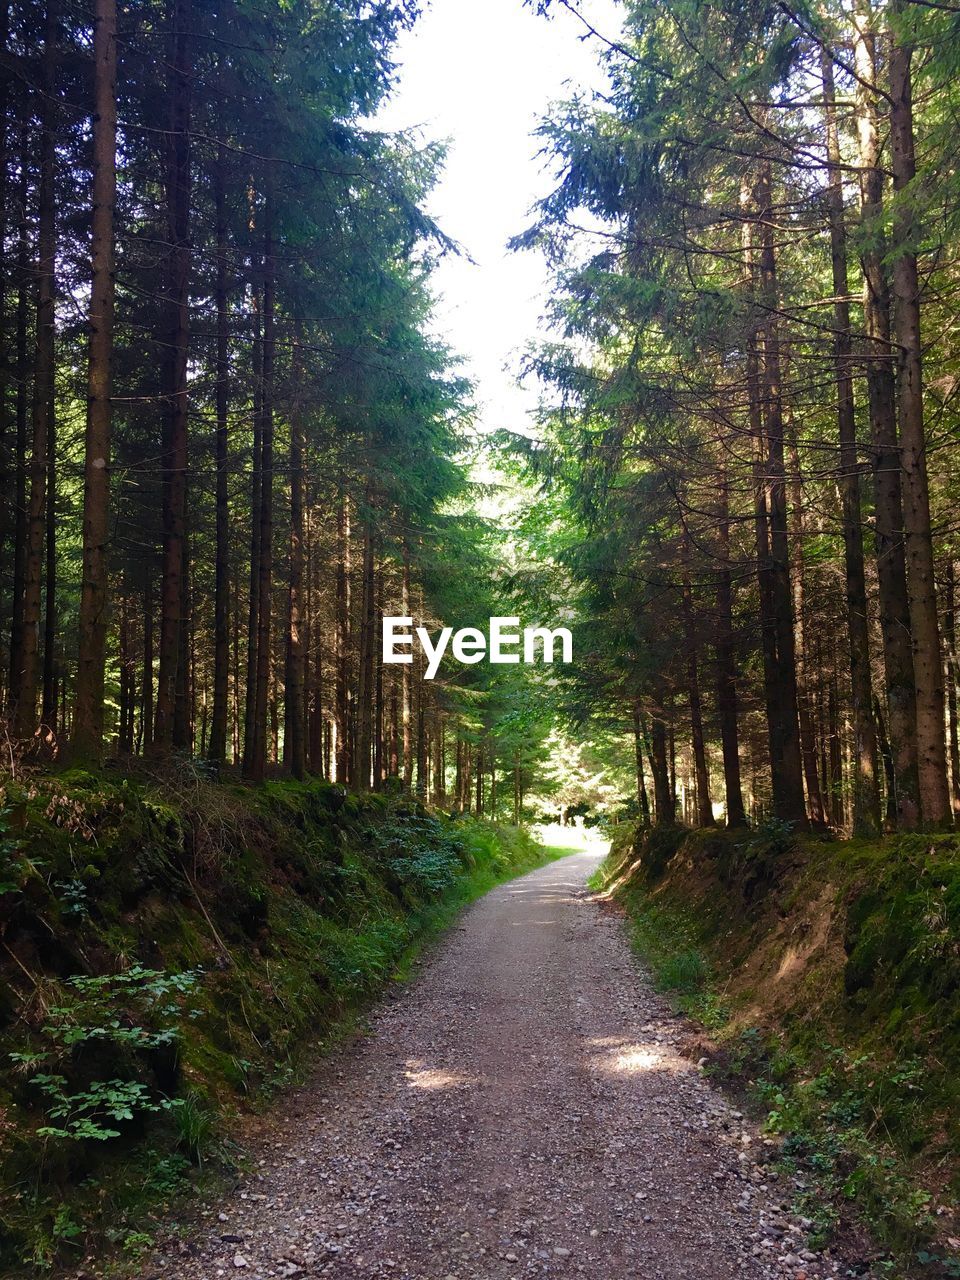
[1, 0, 960, 1274]
[0, 0, 564, 810]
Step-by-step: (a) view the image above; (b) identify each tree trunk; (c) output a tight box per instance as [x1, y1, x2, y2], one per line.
[401, 547, 413, 787]
[173, 529, 192, 748]
[42, 383, 56, 734]
[433, 711, 445, 804]
[874, 695, 897, 827]
[242, 272, 263, 773]
[0, 4, 8, 704]
[828, 672, 844, 827]
[821, 49, 881, 834]
[415, 634, 427, 799]
[284, 335, 306, 779]
[742, 174, 804, 826]
[250, 194, 275, 781]
[944, 561, 960, 819]
[714, 460, 746, 827]
[8, 126, 29, 707]
[335, 491, 351, 784]
[117, 598, 130, 753]
[72, 0, 118, 761]
[853, 1, 919, 829]
[353, 510, 375, 789]
[755, 160, 807, 827]
[374, 562, 384, 787]
[308, 510, 325, 775]
[651, 712, 675, 825]
[680, 536, 714, 826]
[14, 0, 57, 741]
[208, 144, 230, 764]
[888, 7, 951, 827]
[785, 407, 828, 827]
[632, 701, 651, 825]
[154, 0, 192, 749]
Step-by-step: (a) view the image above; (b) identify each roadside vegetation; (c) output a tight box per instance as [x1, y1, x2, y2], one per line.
[0, 765, 558, 1271]
[594, 823, 960, 1278]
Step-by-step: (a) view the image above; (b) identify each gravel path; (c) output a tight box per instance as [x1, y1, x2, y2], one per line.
[150, 848, 843, 1280]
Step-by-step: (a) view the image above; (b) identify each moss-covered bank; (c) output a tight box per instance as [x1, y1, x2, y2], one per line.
[0, 764, 558, 1272]
[595, 822, 960, 1278]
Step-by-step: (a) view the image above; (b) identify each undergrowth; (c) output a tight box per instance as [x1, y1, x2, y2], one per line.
[0, 767, 559, 1273]
[595, 821, 960, 1280]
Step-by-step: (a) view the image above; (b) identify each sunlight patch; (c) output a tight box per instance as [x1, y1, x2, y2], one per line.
[590, 1040, 664, 1075]
[404, 1061, 475, 1091]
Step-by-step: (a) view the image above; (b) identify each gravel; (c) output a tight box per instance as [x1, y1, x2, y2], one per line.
[146, 849, 851, 1280]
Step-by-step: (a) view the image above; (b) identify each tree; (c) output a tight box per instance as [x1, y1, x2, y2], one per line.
[73, 0, 118, 763]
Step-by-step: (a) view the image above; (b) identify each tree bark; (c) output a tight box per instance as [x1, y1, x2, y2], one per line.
[401, 546, 413, 787]
[284, 335, 306, 780]
[8, 125, 29, 707]
[821, 49, 881, 834]
[353, 507, 375, 789]
[651, 712, 675, 825]
[335, 490, 351, 784]
[888, 6, 951, 827]
[0, 4, 9, 700]
[173, 528, 191, 748]
[714, 459, 746, 827]
[153, 0, 192, 749]
[853, 0, 920, 829]
[785, 408, 828, 827]
[374, 560, 384, 787]
[208, 144, 230, 764]
[680, 534, 714, 826]
[415, 624, 427, 799]
[42, 376, 56, 735]
[14, 0, 57, 741]
[755, 159, 807, 827]
[250, 193, 275, 781]
[944, 561, 960, 819]
[632, 701, 651, 825]
[242, 269, 263, 773]
[73, 0, 118, 761]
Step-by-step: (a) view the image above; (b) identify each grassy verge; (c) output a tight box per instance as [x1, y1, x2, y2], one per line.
[0, 766, 564, 1274]
[594, 822, 960, 1280]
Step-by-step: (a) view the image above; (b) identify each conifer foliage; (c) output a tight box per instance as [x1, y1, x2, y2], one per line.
[0, 0, 533, 800]
[522, 0, 960, 833]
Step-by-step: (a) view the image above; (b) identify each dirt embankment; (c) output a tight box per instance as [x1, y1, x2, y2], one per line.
[598, 822, 960, 1274]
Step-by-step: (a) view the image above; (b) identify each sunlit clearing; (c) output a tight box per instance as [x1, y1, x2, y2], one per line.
[533, 821, 608, 853]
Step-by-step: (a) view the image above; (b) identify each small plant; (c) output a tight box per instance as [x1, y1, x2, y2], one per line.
[30, 1076, 181, 1141]
[175, 1091, 213, 1163]
[121, 1231, 155, 1260]
[51, 1205, 82, 1249]
[368, 809, 467, 897]
[141, 1151, 192, 1198]
[738, 816, 796, 861]
[656, 947, 706, 994]
[53, 877, 89, 917]
[11, 966, 201, 1147]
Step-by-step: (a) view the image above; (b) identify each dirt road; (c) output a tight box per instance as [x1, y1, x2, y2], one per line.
[150, 848, 839, 1280]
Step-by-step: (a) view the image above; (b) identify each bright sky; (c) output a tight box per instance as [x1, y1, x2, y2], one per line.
[371, 0, 622, 434]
